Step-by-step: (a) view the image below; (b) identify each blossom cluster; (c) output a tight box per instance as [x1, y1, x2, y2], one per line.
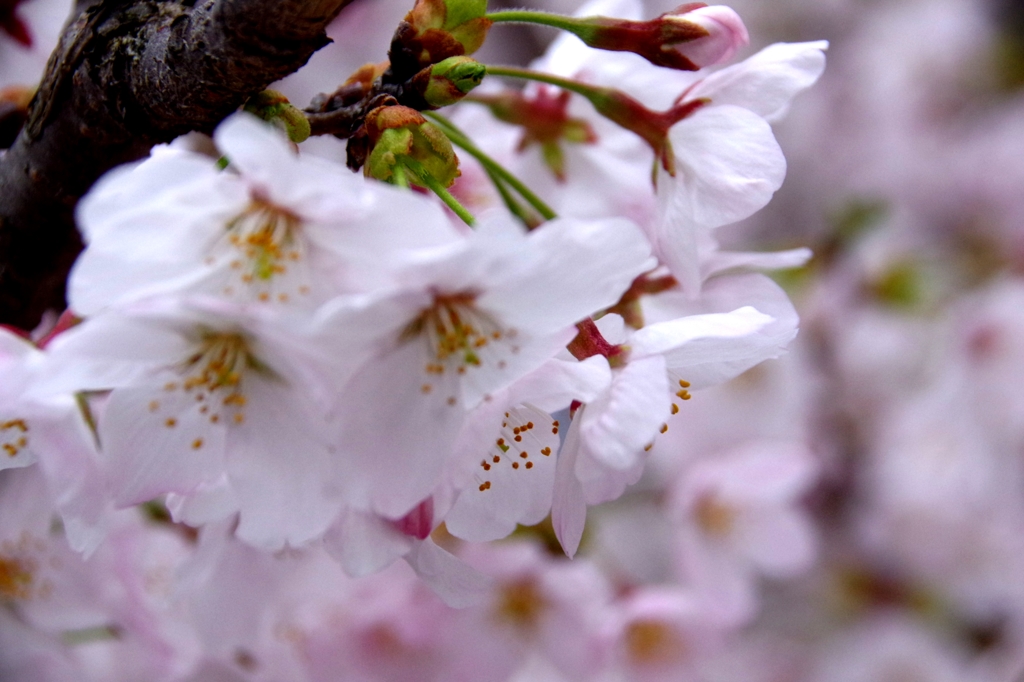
[0, 0, 835, 678]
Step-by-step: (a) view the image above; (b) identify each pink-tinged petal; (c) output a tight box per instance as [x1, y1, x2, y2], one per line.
[458, 328, 576, 409]
[76, 147, 228, 243]
[552, 415, 588, 558]
[687, 41, 829, 122]
[735, 507, 817, 577]
[633, 307, 784, 389]
[446, 405, 561, 542]
[504, 356, 613, 413]
[336, 337, 465, 519]
[479, 216, 653, 337]
[101, 384, 227, 506]
[304, 180, 462, 258]
[576, 440, 647, 506]
[178, 521, 294, 654]
[213, 113, 303, 201]
[27, 401, 109, 555]
[405, 538, 492, 608]
[323, 508, 415, 578]
[644, 272, 799, 340]
[0, 326, 37, 360]
[71, 155, 246, 315]
[227, 378, 342, 550]
[654, 191, 701, 296]
[631, 307, 773, 358]
[579, 354, 670, 470]
[37, 313, 193, 394]
[668, 6, 749, 69]
[702, 247, 812, 279]
[657, 106, 786, 293]
[165, 477, 239, 527]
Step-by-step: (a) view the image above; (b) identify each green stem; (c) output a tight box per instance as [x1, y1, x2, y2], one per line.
[483, 65, 608, 107]
[486, 9, 587, 34]
[400, 157, 476, 227]
[392, 162, 410, 190]
[481, 65, 681, 169]
[491, 171, 541, 228]
[424, 112, 558, 222]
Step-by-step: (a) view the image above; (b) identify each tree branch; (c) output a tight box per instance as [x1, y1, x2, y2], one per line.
[0, 0, 355, 330]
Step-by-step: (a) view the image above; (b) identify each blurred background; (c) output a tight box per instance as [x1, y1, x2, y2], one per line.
[7, 0, 1024, 678]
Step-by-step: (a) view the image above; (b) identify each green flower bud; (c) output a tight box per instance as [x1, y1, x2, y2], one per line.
[364, 105, 460, 188]
[397, 0, 493, 72]
[412, 56, 486, 108]
[243, 89, 311, 143]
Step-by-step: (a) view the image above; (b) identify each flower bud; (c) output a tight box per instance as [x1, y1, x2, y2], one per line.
[243, 90, 311, 143]
[663, 5, 748, 68]
[364, 105, 460, 188]
[410, 56, 486, 109]
[552, 4, 748, 71]
[392, 0, 493, 76]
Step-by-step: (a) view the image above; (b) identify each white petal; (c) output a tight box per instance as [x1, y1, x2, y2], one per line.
[227, 378, 342, 550]
[405, 538, 492, 608]
[458, 328, 575, 409]
[633, 306, 786, 389]
[101, 384, 227, 505]
[77, 147, 226, 243]
[479, 216, 653, 337]
[702, 247, 812, 279]
[552, 414, 587, 558]
[578, 354, 670, 470]
[688, 41, 829, 122]
[504, 356, 613, 413]
[214, 113, 303, 200]
[656, 106, 786, 292]
[166, 477, 239, 527]
[335, 337, 465, 519]
[445, 405, 561, 542]
[323, 508, 414, 577]
[38, 313, 193, 395]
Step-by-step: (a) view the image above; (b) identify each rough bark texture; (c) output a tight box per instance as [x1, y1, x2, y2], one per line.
[0, 0, 354, 330]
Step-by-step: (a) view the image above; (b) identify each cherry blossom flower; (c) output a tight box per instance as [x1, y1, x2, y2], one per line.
[461, 541, 614, 680]
[475, 0, 826, 295]
[0, 467, 199, 682]
[671, 441, 819, 621]
[0, 328, 108, 553]
[326, 212, 652, 519]
[603, 586, 737, 682]
[41, 295, 403, 550]
[667, 6, 748, 70]
[553, 290, 797, 556]
[70, 113, 462, 315]
[443, 355, 611, 542]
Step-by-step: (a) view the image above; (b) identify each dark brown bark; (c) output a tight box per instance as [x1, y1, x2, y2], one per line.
[0, 0, 354, 330]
